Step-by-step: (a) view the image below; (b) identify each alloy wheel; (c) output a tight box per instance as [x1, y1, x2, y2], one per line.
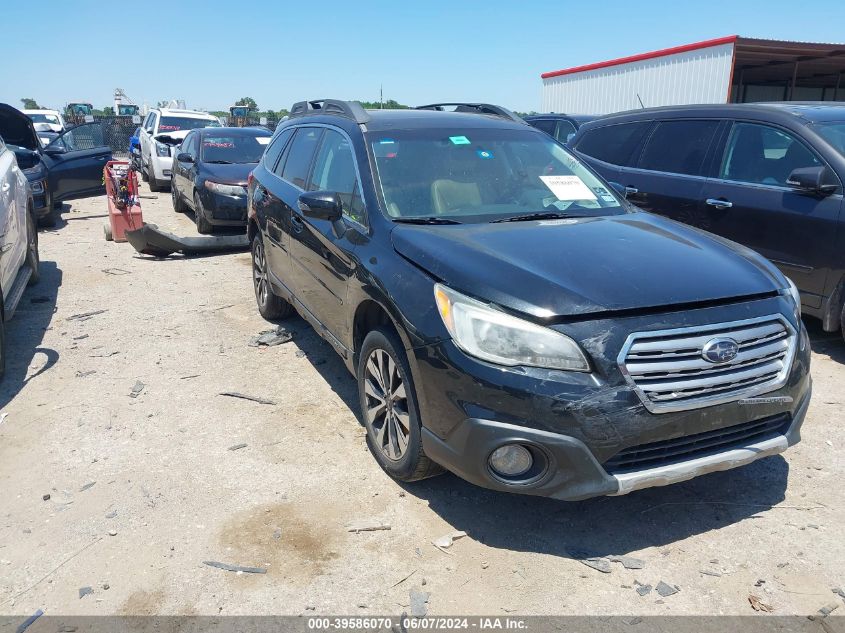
[363, 348, 410, 461]
[252, 240, 269, 306]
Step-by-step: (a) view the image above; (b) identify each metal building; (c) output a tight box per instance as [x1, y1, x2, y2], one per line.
[541, 36, 845, 115]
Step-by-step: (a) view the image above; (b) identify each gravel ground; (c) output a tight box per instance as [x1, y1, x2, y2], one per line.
[0, 183, 843, 618]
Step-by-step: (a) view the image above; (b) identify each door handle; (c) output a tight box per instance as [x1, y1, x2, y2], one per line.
[624, 186, 638, 196]
[291, 213, 304, 232]
[706, 198, 733, 209]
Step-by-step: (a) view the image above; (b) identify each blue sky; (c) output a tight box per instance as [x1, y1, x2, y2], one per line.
[2, 0, 844, 114]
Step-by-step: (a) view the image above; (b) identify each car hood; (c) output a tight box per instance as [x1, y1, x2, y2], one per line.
[200, 162, 256, 185]
[0, 103, 38, 151]
[390, 211, 786, 318]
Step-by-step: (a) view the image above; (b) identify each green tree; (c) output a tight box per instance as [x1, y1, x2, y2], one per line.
[236, 97, 258, 110]
[21, 98, 43, 110]
[358, 98, 410, 110]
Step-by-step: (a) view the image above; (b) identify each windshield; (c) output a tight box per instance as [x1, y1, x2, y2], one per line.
[814, 121, 845, 158]
[200, 133, 271, 163]
[28, 113, 61, 125]
[369, 128, 624, 223]
[158, 116, 220, 132]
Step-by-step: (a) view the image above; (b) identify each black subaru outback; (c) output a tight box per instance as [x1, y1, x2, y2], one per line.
[246, 100, 811, 501]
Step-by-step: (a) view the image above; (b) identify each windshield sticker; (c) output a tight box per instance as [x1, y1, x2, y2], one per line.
[476, 149, 494, 159]
[539, 175, 597, 201]
[203, 140, 235, 148]
[449, 135, 471, 145]
[379, 138, 395, 144]
[256, 137, 271, 145]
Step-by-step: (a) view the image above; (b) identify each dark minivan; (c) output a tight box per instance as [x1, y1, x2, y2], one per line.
[570, 103, 845, 340]
[524, 113, 595, 144]
[247, 99, 810, 501]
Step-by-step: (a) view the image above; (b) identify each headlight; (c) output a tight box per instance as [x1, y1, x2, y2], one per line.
[30, 180, 45, 195]
[782, 277, 801, 318]
[155, 141, 170, 157]
[433, 284, 590, 372]
[205, 181, 247, 196]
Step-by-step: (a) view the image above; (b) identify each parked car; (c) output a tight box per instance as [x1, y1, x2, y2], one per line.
[22, 109, 66, 134]
[569, 103, 845, 340]
[138, 108, 221, 192]
[0, 103, 111, 226]
[246, 99, 810, 501]
[33, 123, 59, 148]
[0, 133, 40, 377]
[524, 113, 596, 144]
[171, 126, 272, 234]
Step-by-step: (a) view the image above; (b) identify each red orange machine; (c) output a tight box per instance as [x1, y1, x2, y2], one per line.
[103, 160, 142, 241]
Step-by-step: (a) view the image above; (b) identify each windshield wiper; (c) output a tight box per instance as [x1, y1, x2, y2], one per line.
[205, 160, 234, 164]
[491, 211, 578, 223]
[392, 217, 462, 225]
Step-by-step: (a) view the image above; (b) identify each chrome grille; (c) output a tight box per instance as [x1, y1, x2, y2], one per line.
[618, 315, 796, 413]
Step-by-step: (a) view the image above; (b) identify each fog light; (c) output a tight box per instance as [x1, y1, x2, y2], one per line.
[489, 444, 533, 477]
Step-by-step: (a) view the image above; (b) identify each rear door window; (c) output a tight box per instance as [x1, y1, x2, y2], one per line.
[263, 128, 294, 172]
[575, 122, 650, 166]
[638, 120, 719, 176]
[530, 119, 556, 135]
[719, 122, 821, 187]
[280, 128, 323, 189]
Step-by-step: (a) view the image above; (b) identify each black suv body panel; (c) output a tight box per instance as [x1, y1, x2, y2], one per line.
[570, 103, 845, 331]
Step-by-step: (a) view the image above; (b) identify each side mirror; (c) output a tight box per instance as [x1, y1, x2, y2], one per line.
[786, 165, 838, 196]
[298, 191, 343, 222]
[43, 144, 66, 155]
[176, 152, 193, 163]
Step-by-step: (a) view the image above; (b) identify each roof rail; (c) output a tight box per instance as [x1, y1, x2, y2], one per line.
[414, 102, 525, 124]
[289, 99, 370, 124]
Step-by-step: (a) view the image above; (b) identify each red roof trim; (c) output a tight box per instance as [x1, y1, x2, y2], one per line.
[541, 35, 739, 79]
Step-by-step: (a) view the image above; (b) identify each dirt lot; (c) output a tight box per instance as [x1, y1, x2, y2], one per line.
[0, 184, 843, 619]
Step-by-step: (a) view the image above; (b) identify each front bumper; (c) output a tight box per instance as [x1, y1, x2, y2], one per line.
[199, 189, 248, 226]
[150, 154, 173, 182]
[413, 296, 812, 500]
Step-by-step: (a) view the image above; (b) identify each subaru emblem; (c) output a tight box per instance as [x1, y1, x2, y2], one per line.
[702, 337, 739, 364]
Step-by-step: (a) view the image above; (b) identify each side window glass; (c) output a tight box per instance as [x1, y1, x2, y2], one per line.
[308, 129, 365, 224]
[280, 128, 322, 188]
[554, 120, 578, 144]
[531, 119, 556, 135]
[263, 128, 293, 172]
[575, 122, 650, 166]
[638, 120, 719, 176]
[184, 134, 197, 157]
[50, 122, 105, 152]
[143, 113, 154, 131]
[720, 122, 821, 187]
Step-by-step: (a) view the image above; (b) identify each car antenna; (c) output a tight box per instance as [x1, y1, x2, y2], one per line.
[636, 93, 645, 109]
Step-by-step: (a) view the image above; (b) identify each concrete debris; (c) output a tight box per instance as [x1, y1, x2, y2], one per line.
[66, 309, 108, 321]
[75, 370, 96, 378]
[78, 586, 93, 599]
[248, 326, 293, 347]
[295, 350, 307, 358]
[816, 603, 839, 618]
[572, 552, 612, 573]
[42, 494, 50, 501]
[432, 530, 468, 549]
[102, 583, 110, 590]
[79, 482, 96, 492]
[107, 530, 117, 536]
[833, 587, 845, 599]
[700, 569, 722, 577]
[228, 443, 248, 452]
[129, 381, 145, 398]
[203, 560, 267, 574]
[655, 581, 680, 597]
[272, 528, 282, 540]
[748, 594, 773, 612]
[635, 583, 652, 597]
[101, 268, 130, 276]
[409, 589, 430, 618]
[105, 511, 117, 519]
[609, 555, 645, 570]
[347, 520, 392, 533]
[219, 392, 276, 405]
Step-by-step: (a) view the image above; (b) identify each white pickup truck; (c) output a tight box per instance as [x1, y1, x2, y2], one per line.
[138, 108, 221, 191]
[0, 133, 40, 377]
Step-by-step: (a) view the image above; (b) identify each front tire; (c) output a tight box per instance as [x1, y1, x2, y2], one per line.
[358, 327, 442, 482]
[148, 169, 161, 192]
[251, 233, 293, 320]
[193, 193, 213, 234]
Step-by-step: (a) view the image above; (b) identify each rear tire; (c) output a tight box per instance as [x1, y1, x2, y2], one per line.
[194, 193, 213, 234]
[140, 162, 149, 182]
[26, 211, 40, 285]
[251, 233, 293, 320]
[358, 327, 442, 482]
